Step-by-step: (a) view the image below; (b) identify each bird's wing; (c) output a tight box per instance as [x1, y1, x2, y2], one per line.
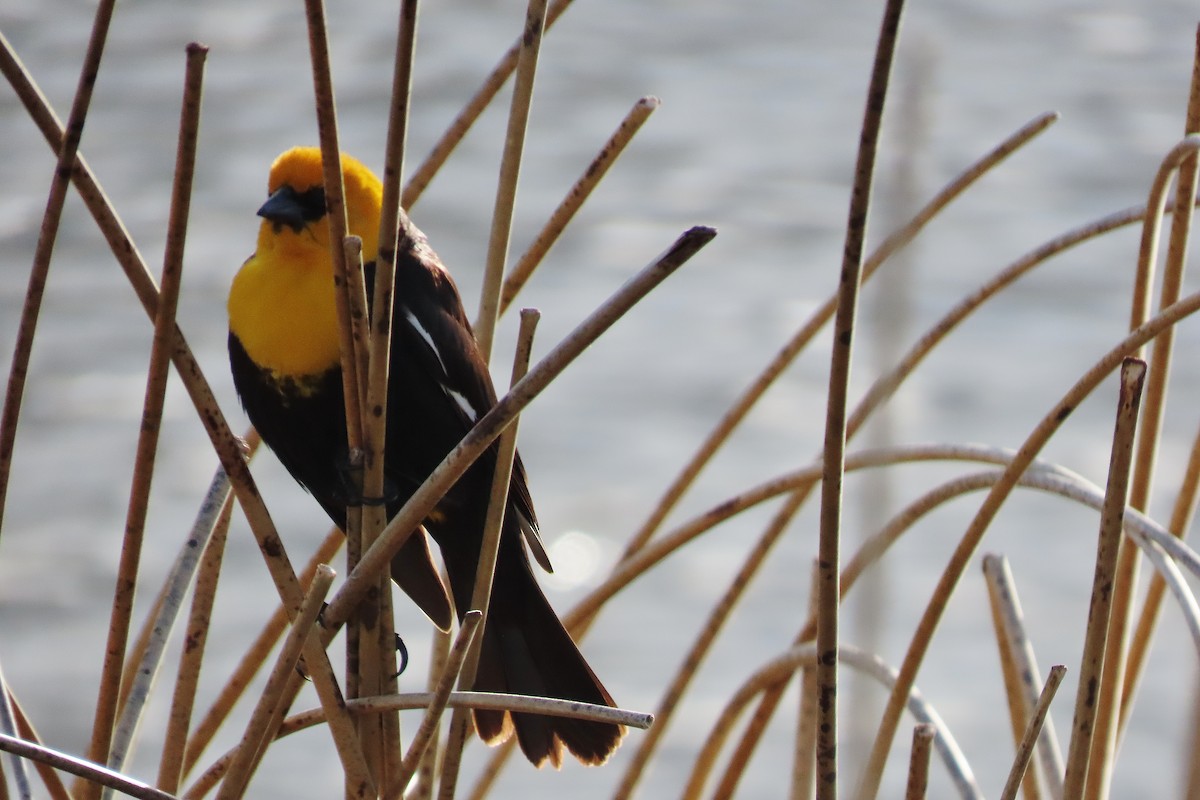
[386, 244, 550, 570]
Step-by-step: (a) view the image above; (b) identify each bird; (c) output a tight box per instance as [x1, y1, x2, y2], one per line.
[227, 146, 624, 767]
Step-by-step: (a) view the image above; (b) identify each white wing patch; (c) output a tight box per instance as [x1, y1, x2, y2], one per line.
[404, 309, 448, 375]
[448, 388, 478, 422]
[404, 307, 478, 423]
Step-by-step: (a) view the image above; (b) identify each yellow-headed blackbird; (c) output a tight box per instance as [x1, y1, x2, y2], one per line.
[227, 147, 623, 767]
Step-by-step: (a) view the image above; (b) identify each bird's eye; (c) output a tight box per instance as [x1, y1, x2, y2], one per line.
[295, 186, 327, 222]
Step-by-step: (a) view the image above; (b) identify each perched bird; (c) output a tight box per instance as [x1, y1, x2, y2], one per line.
[227, 146, 623, 767]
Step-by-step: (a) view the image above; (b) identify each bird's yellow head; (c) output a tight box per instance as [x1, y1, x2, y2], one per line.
[256, 146, 383, 261]
[229, 147, 384, 381]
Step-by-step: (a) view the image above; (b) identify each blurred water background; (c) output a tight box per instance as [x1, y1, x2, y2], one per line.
[2, 0, 1200, 797]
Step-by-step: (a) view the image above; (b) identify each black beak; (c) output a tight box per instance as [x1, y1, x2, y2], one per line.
[257, 184, 326, 232]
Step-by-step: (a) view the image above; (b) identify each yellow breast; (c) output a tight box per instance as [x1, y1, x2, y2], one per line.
[227, 228, 342, 380]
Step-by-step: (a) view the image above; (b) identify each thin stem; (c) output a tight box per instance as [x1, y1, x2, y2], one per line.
[158, 472, 237, 793]
[903, 725, 935, 800]
[215, 567, 352, 800]
[182, 525, 342, 777]
[0, 735, 177, 800]
[0, 0, 116, 555]
[816, 1, 906, 794]
[402, 0, 579, 209]
[855, 297, 1200, 800]
[1062, 360, 1147, 798]
[500, 96, 660, 314]
[982, 555, 1064, 798]
[97, 44, 207, 790]
[475, 0, 548, 360]
[388, 611, 483, 798]
[438, 310, 538, 800]
[984, 558, 1043, 800]
[1001, 667, 1068, 800]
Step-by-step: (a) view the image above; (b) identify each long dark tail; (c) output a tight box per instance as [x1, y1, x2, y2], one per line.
[448, 535, 624, 767]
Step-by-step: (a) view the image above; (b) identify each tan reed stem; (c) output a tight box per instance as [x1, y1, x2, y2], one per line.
[986, 565, 1043, 800]
[1062, 359, 1148, 797]
[88, 42, 205, 795]
[684, 645, 977, 800]
[1121, 416, 1200, 732]
[215, 566, 354, 800]
[7, 693, 69, 800]
[0, 0, 116, 556]
[662, 193, 1180, 793]
[370, 3, 423, 780]
[187, 691, 649, 800]
[475, 0, 548, 361]
[816, 2, 906, 793]
[158, 475, 238, 794]
[388, 611, 484, 798]
[401, 0, 578, 209]
[903, 725, 935, 800]
[416, 630, 451, 800]
[1118, 40, 1200, 751]
[792, 563, 822, 800]
[438, 310, 538, 800]
[0, 734, 176, 800]
[499, 95, 661, 315]
[1001, 666, 1068, 800]
[182, 525, 342, 777]
[1089, 39, 1200, 795]
[982, 554, 1064, 798]
[854, 298, 1200, 800]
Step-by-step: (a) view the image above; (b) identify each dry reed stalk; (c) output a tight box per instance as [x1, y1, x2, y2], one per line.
[182, 525, 342, 777]
[0, 0, 115, 553]
[854, 294, 1200, 800]
[0, 734, 175, 800]
[114, 471, 234, 785]
[815, 0, 906, 790]
[903, 725, 935, 800]
[622, 110, 1057, 562]
[792, 563, 822, 800]
[1089, 40, 1200, 793]
[389, 611, 484, 797]
[982, 555, 1064, 797]
[985, 561, 1043, 800]
[1000, 666, 1067, 800]
[437, 310, 537, 800]
[363, 2, 421, 781]
[215, 565, 350, 800]
[0, 665, 28, 799]
[1121, 418, 1200, 730]
[416, 630, 452, 800]
[322, 226, 714, 628]
[402, 0, 578, 209]
[8, 695, 68, 800]
[684, 645, 979, 800]
[613, 467, 805, 799]
[88, 43, 205, 798]
[157, 476, 238, 794]
[0, 5, 115, 792]
[1060, 358, 1149, 799]
[1119, 69, 1200, 749]
[474, 0, 548, 361]
[499, 95, 661, 314]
